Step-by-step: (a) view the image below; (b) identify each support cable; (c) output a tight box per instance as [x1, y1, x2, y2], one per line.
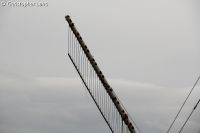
[178, 99, 200, 133]
[166, 75, 200, 133]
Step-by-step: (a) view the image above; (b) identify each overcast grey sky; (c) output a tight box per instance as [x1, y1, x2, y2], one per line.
[0, 0, 200, 133]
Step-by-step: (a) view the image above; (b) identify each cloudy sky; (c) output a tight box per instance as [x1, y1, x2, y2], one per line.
[0, 0, 200, 133]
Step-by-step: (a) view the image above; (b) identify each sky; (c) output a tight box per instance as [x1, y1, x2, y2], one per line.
[0, 0, 200, 133]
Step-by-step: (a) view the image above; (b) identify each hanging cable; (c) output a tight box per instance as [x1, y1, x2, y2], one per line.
[166, 75, 200, 133]
[121, 119, 124, 133]
[178, 99, 200, 133]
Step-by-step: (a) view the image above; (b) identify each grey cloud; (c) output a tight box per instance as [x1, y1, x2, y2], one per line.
[0, 75, 199, 133]
[0, 75, 111, 133]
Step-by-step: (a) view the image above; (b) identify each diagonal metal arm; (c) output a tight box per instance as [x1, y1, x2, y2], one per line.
[65, 15, 136, 133]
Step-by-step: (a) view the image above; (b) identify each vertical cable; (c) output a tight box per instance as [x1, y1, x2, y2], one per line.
[116, 108, 119, 132]
[102, 88, 105, 116]
[77, 41, 80, 71]
[72, 30, 74, 60]
[92, 69, 96, 96]
[68, 28, 71, 55]
[83, 51, 85, 80]
[85, 54, 88, 88]
[75, 36, 77, 66]
[122, 119, 123, 133]
[71, 30, 74, 59]
[91, 65, 93, 93]
[113, 108, 116, 132]
[68, 27, 69, 54]
[71, 31, 74, 60]
[105, 92, 109, 119]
